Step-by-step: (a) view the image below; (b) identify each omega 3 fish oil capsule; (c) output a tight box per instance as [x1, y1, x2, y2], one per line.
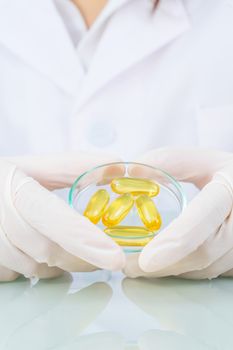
[102, 194, 134, 227]
[104, 226, 154, 247]
[111, 177, 159, 197]
[83, 189, 110, 224]
[136, 194, 162, 231]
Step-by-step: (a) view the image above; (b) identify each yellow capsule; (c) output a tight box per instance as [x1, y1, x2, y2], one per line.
[110, 237, 153, 247]
[136, 195, 162, 231]
[104, 226, 153, 237]
[83, 189, 110, 224]
[111, 177, 160, 197]
[104, 226, 154, 247]
[102, 194, 134, 227]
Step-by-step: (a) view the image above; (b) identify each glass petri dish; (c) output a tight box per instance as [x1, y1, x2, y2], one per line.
[69, 162, 187, 253]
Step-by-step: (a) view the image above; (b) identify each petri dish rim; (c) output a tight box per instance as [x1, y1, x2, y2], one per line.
[68, 161, 187, 211]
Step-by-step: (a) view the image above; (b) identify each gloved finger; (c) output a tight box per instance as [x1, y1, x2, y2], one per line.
[5, 210, 97, 273]
[123, 253, 142, 278]
[123, 253, 175, 279]
[129, 148, 233, 188]
[179, 244, 233, 280]
[125, 171, 233, 278]
[0, 224, 64, 279]
[124, 239, 219, 279]
[145, 225, 226, 278]
[168, 171, 233, 279]
[71, 161, 125, 195]
[5, 152, 125, 190]
[14, 179, 126, 271]
[123, 253, 160, 279]
[139, 181, 232, 273]
[0, 224, 54, 278]
[6, 179, 97, 272]
[6, 209, 98, 273]
[0, 266, 20, 282]
[123, 235, 225, 279]
[123, 252, 186, 279]
[0, 217, 63, 281]
[171, 209, 233, 280]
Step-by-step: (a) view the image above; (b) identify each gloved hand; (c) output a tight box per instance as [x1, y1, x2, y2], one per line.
[124, 148, 233, 279]
[0, 153, 125, 282]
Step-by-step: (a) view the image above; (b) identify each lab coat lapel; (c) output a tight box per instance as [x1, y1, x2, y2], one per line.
[77, 0, 191, 108]
[0, 0, 82, 95]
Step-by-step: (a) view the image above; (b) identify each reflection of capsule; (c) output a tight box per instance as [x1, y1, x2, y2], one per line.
[102, 194, 134, 227]
[83, 189, 110, 224]
[111, 177, 159, 197]
[105, 226, 154, 247]
[136, 195, 162, 231]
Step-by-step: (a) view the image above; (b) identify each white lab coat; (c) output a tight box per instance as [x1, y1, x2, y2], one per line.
[0, 0, 232, 159]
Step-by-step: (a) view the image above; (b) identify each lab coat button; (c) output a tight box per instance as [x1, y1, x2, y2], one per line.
[87, 121, 117, 147]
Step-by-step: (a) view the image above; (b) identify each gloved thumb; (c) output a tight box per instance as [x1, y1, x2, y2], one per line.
[132, 148, 233, 188]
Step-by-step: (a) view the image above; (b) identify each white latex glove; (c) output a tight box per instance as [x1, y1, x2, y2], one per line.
[124, 148, 233, 279]
[0, 153, 125, 282]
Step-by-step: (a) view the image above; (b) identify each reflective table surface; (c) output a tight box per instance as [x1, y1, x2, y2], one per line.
[1, 271, 233, 350]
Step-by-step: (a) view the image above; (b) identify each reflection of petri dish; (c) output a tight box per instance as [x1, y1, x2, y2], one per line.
[69, 162, 187, 253]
